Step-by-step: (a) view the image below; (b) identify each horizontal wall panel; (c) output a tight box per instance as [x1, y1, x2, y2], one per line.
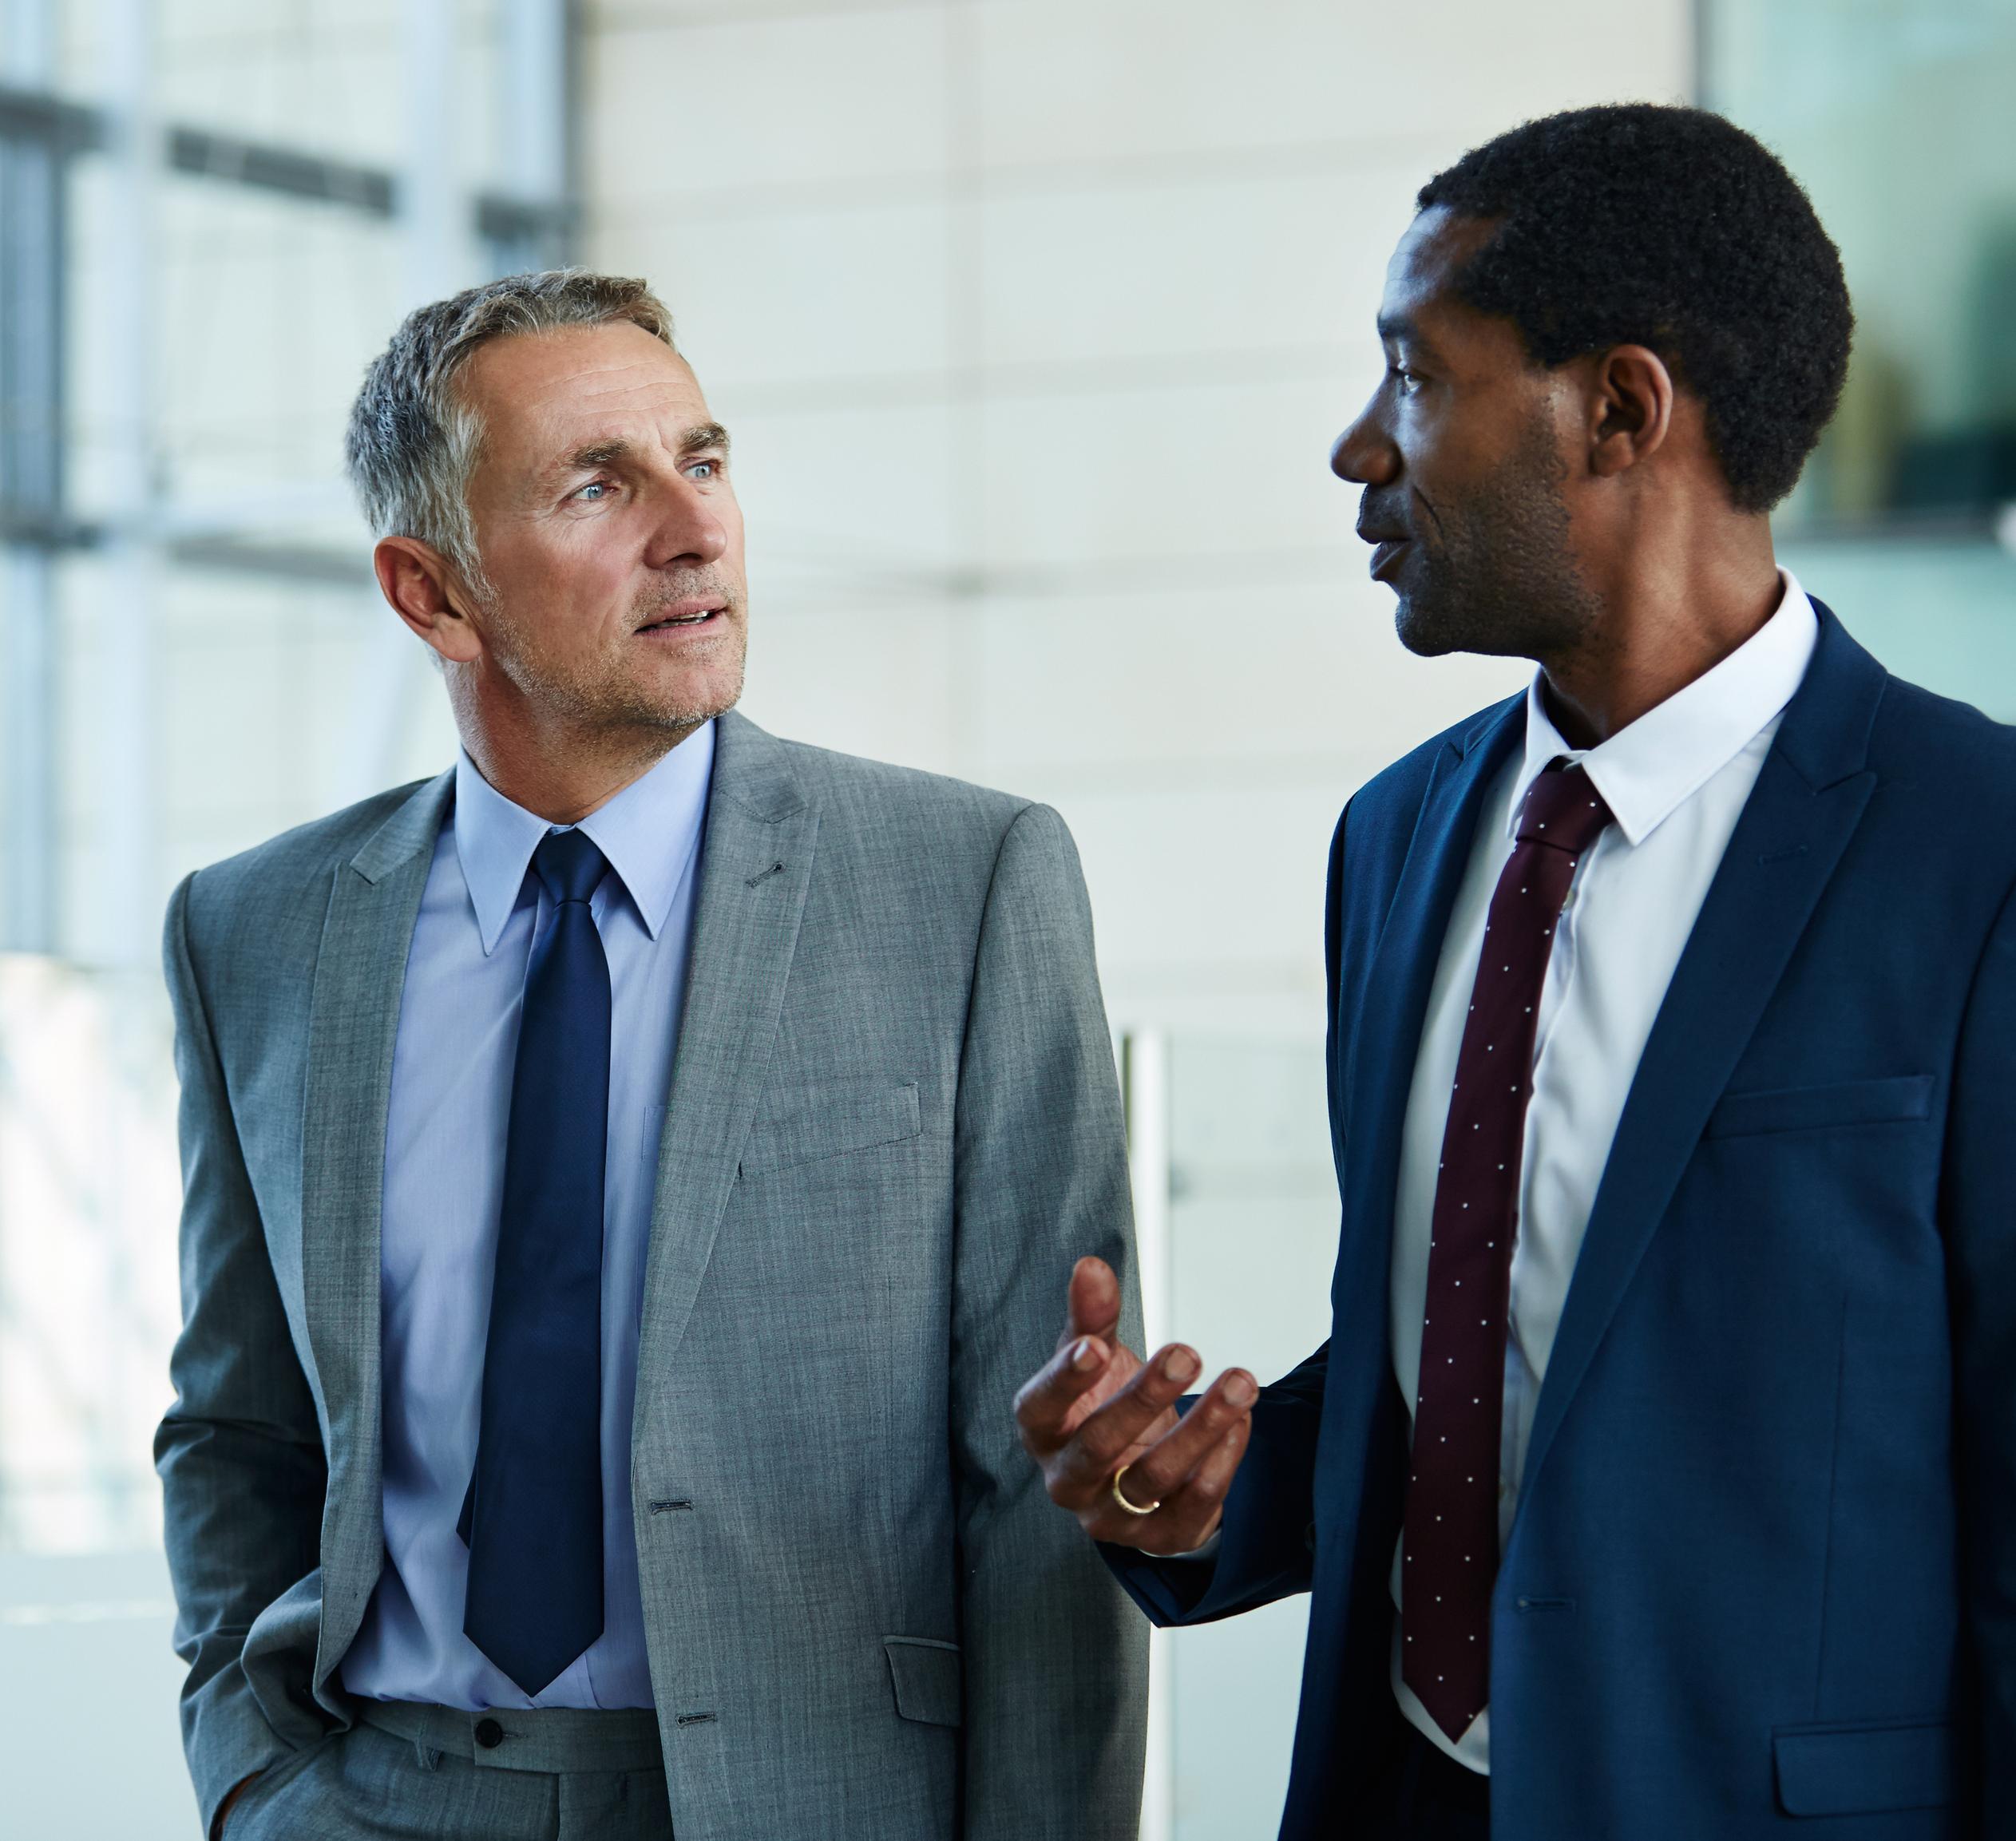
[978, 372, 1362, 571]
[723, 397, 968, 588]
[585, 6, 952, 208]
[977, 0, 1690, 174]
[970, 581, 1526, 782]
[1040, 776, 1349, 1019]
[738, 597, 961, 777]
[978, 164, 1422, 371]
[593, 199, 954, 392]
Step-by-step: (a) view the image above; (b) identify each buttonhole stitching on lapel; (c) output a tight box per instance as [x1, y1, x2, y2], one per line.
[1757, 845, 1811, 866]
[648, 1499, 693, 1514]
[745, 860, 786, 888]
[675, 1712, 717, 1726]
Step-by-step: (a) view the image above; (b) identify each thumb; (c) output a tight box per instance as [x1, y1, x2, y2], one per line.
[1066, 1256, 1123, 1344]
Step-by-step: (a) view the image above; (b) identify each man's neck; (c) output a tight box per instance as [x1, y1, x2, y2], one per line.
[457, 719, 699, 826]
[1537, 544, 1784, 750]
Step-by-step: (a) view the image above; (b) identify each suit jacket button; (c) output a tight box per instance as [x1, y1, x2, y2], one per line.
[474, 1718, 504, 1749]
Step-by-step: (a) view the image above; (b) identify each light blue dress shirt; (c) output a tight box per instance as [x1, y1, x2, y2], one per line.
[342, 722, 715, 1711]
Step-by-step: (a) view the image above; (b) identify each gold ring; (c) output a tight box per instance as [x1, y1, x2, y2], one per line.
[1110, 1464, 1161, 1517]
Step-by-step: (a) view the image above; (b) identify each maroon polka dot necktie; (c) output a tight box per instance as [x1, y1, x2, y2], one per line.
[1400, 757, 1614, 1744]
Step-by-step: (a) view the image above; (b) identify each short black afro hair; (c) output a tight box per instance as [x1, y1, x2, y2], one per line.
[1417, 104, 1852, 513]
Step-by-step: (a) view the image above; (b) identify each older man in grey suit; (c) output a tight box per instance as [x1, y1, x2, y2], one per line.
[155, 270, 1147, 1841]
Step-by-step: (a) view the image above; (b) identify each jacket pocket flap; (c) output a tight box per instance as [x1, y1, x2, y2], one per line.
[739, 1081, 921, 1176]
[1707, 1074, 1932, 1140]
[883, 1636, 962, 1728]
[1773, 1720, 1956, 1816]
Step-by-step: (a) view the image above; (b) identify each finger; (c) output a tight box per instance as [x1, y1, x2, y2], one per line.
[1101, 1368, 1256, 1510]
[1051, 1341, 1204, 1500]
[1053, 1257, 1143, 1423]
[1064, 1256, 1123, 1347]
[1142, 1415, 1252, 1552]
[1017, 1316, 1157, 1455]
[1014, 1332, 1118, 1454]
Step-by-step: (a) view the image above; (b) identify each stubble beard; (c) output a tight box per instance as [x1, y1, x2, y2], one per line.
[478, 574, 750, 743]
[1391, 420, 1604, 666]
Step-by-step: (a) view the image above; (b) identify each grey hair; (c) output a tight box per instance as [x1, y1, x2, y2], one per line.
[344, 268, 675, 585]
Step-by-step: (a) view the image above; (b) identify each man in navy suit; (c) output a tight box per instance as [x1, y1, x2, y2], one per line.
[1016, 105, 2015, 1839]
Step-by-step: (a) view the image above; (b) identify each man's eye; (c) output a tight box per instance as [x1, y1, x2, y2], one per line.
[685, 459, 719, 481]
[1391, 366, 1423, 396]
[574, 480, 613, 501]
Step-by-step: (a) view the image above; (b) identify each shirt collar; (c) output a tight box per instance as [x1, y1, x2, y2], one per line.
[453, 720, 717, 956]
[1509, 569, 1820, 849]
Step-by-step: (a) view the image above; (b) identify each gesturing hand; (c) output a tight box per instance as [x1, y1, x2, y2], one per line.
[1013, 1255, 1256, 1556]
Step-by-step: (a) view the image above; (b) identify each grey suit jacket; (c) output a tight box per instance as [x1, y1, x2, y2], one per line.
[155, 710, 1147, 1839]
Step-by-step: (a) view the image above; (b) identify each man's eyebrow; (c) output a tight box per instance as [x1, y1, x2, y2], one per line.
[679, 421, 731, 457]
[562, 438, 631, 473]
[1376, 311, 1424, 346]
[549, 423, 731, 479]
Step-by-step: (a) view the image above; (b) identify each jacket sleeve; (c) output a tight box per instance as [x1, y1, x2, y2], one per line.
[153, 872, 328, 1836]
[1947, 874, 2016, 1832]
[949, 802, 1149, 1841]
[1099, 1342, 1329, 1626]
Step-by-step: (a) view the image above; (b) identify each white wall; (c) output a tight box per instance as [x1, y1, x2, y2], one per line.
[584, 4, 1691, 1833]
[585, 0, 1693, 1039]
[0, 6, 1695, 1834]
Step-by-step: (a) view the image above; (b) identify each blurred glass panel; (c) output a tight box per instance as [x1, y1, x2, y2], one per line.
[1780, 533, 2016, 716]
[1708, 0, 2016, 529]
[45, 548, 454, 963]
[151, 174, 399, 517]
[152, 562, 454, 877]
[1163, 1035, 1336, 1841]
[45, 0, 511, 193]
[0, 1549, 187, 1841]
[0, 958, 177, 1554]
[62, 160, 398, 535]
[152, 0, 406, 163]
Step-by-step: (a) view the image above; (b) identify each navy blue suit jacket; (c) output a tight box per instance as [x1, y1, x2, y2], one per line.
[1107, 605, 2016, 1839]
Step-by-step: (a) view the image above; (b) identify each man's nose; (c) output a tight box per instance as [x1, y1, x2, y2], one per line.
[645, 475, 729, 568]
[1331, 406, 1397, 489]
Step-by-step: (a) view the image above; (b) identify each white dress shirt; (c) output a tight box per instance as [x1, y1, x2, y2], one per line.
[342, 723, 715, 1711]
[1386, 573, 1820, 1771]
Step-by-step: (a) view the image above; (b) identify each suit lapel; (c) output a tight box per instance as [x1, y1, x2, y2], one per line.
[1338, 702, 1524, 1339]
[1519, 606, 1887, 1502]
[634, 712, 819, 1397]
[299, 770, 451, 1692]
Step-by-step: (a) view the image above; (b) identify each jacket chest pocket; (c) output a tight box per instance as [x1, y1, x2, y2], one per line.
[1705, 1073, 1933, 1140]
[738, 1079, 922, 1178]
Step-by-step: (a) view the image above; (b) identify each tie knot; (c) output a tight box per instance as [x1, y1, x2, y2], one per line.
[1515, 759, 1614, 857]
[533, 829, 608, 907]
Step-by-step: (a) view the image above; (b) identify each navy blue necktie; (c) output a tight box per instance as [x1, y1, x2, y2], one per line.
[462, 828, 612, 1696]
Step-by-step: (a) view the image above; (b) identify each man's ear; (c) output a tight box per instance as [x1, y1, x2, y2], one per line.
[374, 536, 485, 665]
[1586, 344, 1675, 480]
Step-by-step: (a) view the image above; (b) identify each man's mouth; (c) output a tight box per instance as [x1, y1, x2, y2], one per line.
[1369, 538, 1412, 580]
[637, 598, 727, 635]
